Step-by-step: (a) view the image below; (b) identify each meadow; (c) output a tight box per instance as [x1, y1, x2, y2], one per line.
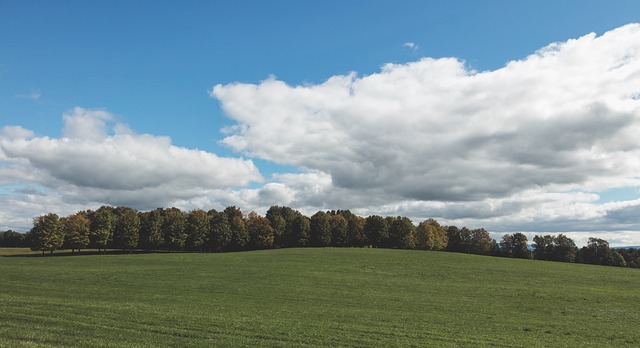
[1, 248, 638, 347]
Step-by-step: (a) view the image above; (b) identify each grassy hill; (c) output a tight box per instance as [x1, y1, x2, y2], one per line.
[1, 248, 639, 347]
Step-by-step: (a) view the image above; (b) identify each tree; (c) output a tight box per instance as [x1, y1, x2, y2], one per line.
[139, 208, 164, 251]
[208, 210, 231, 251]
[0, 230, 27, 247]
[364, 215, 388, 248]
[578, 237, 613, 266]
[611, 250, 627, 267]
[388, 216, 416, 249]
[90, 206, 115, 252]
[266, 207, 287, 248]
[329, 213, 349, 247]
[416, 219, 448, 251]
[445, 226, 465, 252]
[225, 206, 249, 251]
[113, 207, 140, 251]
[310, 211, 332, 247]
[247, 211, 275, 249]
[63, 211, 90, 252]
[532, 235, 554, 260]
[288, 213, 310, 247]
[30, 213, 64, 254]
[347, 214, 366, 247]
[500, 233, 532, 259]
[552, 234, 577, 262]
[163, 207, 187, 251]
[469, 228, 495, 255]
[186, 209, 209, 251]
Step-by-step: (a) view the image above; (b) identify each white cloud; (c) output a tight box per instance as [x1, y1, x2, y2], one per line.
[0, 107, 263, 230]
[211, 24, 640, 243]
[403, 42, 418, 50]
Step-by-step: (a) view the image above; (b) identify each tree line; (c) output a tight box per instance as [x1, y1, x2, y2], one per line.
[2, 205, 638, 268]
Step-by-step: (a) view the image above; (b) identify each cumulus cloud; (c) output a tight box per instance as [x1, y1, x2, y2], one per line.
[0, 107, 263, 229]
[211, 24, 640, 244]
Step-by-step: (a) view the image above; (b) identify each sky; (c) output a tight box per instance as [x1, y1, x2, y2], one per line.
[1, 1, 640, 246]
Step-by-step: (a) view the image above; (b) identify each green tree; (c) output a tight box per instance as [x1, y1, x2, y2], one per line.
[289, 213, 310, 247]
[310, 211, 332, 247]
[247, 211, 275, 249]
[90, 206, 115, 252]
[0, 230, 27, 247]
[113, 207, 141, 251]
[388, 216, 416, 249]
[578, 237, 613, 266]
[30, 213, 64, 254]
[63, 211, 90, 252]
[346, 213, 366, 247]
[208, 210, 231, 251]
[445, 226, 465, 252]
[163, 207, 187, 251]
[364, 215, 388, 248]
[500, 233, 532, 259]
[186, 209, 209, 251]
[139, 208, 164, 251]
[552, 234, 577, 262]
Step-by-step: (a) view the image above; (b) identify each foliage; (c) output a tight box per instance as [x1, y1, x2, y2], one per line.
[90, 206, 115, 252]
[163, 207, 187, 251]
[310, 211, 332, 247]
[225, 206, 249, 251]
[0, 230, 28, 248]
[139, 208, 164, 251]
[500, 233, 532, 259]
[29, 213, 64, 253]
[247, 211, 275, 249]
[62, 211, 91, 252]
[208, 210, 231, 251]
[186, 209, 209, 251]
[364, 215, 388, 248]
[113, 207, 141, 251]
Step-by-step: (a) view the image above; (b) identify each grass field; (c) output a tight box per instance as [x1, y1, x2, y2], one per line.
[1, 248, 639, 347]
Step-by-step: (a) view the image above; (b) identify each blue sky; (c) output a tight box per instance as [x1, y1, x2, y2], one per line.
[1, 1, 640, 246]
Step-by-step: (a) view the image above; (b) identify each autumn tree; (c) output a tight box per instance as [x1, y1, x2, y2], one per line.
[328, 213, 349, 247]
[310, 211, 332, 247]
[416, 219, 448, 251]
[186, 209, 209, 251]
[225, 206, 249, 251]
[265, 206, 286, 248]
[30, 213, 64, 254]
[247, 211, 275, 249]
[63, 211, 90, 252]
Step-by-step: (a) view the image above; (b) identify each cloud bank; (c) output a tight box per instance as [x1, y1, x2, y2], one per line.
[0, 107, 262, 226]
[211, 24, 640, 245]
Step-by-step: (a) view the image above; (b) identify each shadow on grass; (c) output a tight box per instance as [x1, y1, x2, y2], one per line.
[1, 249, 173, 257]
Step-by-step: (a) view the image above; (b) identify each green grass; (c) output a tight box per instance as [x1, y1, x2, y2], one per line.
[1, 248, 639, 347]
